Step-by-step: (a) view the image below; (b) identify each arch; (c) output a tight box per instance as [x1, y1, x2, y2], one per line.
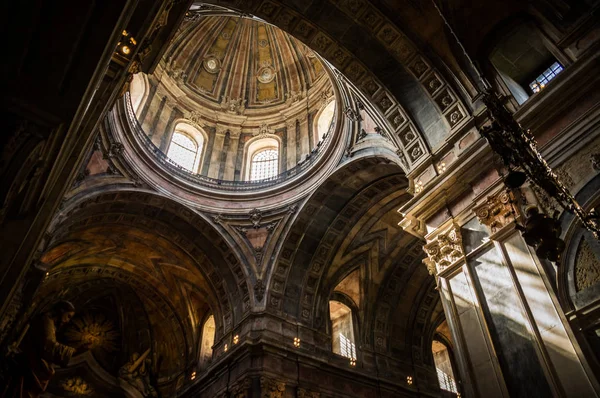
[167, 131, 199, 172]
[268, 155, 409, 326]
[46, 189, 250, 332]
[243, 136, 281, 181]
[166, 121, 208, 173]
[559, 173, 600, 311]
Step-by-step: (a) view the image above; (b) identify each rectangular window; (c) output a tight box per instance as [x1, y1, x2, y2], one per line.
[529, 62, 563, 93]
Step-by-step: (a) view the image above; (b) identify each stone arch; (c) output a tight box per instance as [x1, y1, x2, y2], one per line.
[268, 154, 409, 326]
[559, 173, 600, 311]
[46, 189, 251, 331]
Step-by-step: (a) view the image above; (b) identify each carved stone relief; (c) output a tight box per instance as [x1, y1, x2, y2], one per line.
[575, 237, 600, 292]
[260, 376, 285, 398]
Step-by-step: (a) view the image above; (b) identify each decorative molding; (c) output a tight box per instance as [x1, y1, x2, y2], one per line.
[344, 107, 361, 121]
[220, 96, 246, 115]
[473, 190, 516, 234]
[423, 224, 464, 275]
[591, 153, 600, 171]
[254, 124, 273, 138]
[103, 142, 124, 159]
[254, 279, 265, 302]
[575, 237, 600, 292]
[213, 213, 224, 225]
[249, 208, 262, 228]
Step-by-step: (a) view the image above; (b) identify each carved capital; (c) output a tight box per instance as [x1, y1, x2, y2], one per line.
[231, 377, 252, 398]
[474, 190, 516, 234]
[260, 377, 285, 398]
[423, 225, 464, 275]
[297, 388, 320, 398]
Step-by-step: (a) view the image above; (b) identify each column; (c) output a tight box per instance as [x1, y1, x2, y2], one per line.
[298, 111, 310, 161]
[223, 129, 241, 181]
[207, 126, 226, 179]
[425, 187, 599, 397]
[285, 120, 296, 170]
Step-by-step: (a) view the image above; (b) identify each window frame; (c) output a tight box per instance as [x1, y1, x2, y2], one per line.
[250, 147, 279, 181]
[329, 292, 359, 361]
[199, 314, 216, 369]
[243, 136, 281, 181]
[165, 122, 207, 174]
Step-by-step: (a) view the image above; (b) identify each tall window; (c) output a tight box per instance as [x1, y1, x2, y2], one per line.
[316, 100, 336, 142]
[432, 340, 458, 393]
[167, 132, 200, 172]
[330, 300, 356, 360]
[199, 315, 215, 368]
[250, 148, 278, 181]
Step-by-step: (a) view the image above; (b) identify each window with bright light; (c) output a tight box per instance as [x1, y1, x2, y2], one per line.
[167, 132, 200, 172]
[529, 62, 563, 93]
[199, 315, 215, 368]
[339, 332, 356, 359]
[432, 340, 458, 393]
[330, 300, 356, 359]
[316, 100, 336, 141]
[250, 148, 278, 181]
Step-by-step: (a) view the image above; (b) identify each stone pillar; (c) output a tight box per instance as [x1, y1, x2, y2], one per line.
[426, 188, 599, 397]
[298, 111, 310, 161]
[286, 120, 297, 170]
[223, 129, 241, 181]
[208, 126, 226, 179]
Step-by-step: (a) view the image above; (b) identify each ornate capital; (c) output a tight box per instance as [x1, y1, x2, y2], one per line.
[474, 190, 516, 234]
[231, 377, 252, 398]
[260, 377, 285, 398]
[298, 388, 320, 398]
[423, 225, 464, 275]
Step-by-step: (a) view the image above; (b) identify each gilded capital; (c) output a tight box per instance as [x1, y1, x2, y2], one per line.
[423, 225, 464, 275]
[474, 190, 515, 234]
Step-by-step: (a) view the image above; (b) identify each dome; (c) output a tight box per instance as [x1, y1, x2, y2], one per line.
[128, 14, 338, 189]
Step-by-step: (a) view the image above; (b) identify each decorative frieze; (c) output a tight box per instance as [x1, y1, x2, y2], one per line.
[423, 225, 464, 275]
[474, 190, 516, 234]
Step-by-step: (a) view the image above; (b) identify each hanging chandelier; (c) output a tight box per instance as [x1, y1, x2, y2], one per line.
[429, 0, 599, 255]
[479, 91, 600, 239]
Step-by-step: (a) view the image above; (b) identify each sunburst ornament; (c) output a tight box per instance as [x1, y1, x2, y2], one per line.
[64, 312, 120, 352]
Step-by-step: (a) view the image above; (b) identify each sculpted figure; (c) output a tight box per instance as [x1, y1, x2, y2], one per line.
[118, 349, 158, 397]
[1, 301, 89, 398]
